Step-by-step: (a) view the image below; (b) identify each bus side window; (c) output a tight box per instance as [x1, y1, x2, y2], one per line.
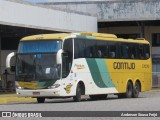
[128, 43, 137, 59]
[97, 40, 107, 58]
[108, 42, 117, 58]
[63, 39, 73, 77]
[120, 43, 129, 59]
[138, 44, 145, 59]
[109, 52, 115, 58]
[144, 44, 150, 59]
[74, 39, 85, 59]
[85, 40, 96, 58]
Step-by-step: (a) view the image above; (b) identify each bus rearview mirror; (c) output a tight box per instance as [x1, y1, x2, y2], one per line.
[56, 49, 63, 64]
[6, 52, 16, 68]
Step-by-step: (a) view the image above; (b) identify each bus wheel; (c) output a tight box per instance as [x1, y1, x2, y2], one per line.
[73, 84, 81, 102]
[132, 81, 140, 98]
[37, 97, 45, 103]
[125, 81, 133, 98]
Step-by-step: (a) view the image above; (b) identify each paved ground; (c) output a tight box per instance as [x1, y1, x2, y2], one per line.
[1, 92, 160, 111]
[0, 90, 160, 119]
[0, 89, 160, 105]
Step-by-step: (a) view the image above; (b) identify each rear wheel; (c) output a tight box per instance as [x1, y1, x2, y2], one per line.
[132, 81, 140, 98]
[73, 84, 81, 102]
[37, 97, 45, 103]
[125, 81, 133, 98]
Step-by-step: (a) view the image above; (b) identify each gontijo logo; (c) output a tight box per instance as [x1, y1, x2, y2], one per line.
[113, 62, 135, 70]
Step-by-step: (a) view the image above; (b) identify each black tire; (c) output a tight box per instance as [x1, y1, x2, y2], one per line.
[132, 82, 140, 98]
[37, 98, 45, 103]
[125, 81, 133, 98]
[73, 84, 81, 102]
[90, 94, 107, 100]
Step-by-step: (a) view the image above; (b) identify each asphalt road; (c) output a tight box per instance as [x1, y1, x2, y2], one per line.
[0, 92, 160, 120]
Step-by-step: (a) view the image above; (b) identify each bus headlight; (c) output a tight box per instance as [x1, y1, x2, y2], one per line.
[17, 86, 24, 89]
[48, 84, 60, 89]
[15, 82, 24, 89]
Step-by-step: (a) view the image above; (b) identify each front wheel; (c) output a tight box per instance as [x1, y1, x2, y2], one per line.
[132, 82, 140, 98]
[37, 97, 45, 103]
[73, 84, 81, 102]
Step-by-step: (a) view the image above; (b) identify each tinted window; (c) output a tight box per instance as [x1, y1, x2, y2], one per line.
[108, 42, 117, 58]
[144, 44, 150, 59]
[63, 39, 73, 77]
[128, 43, 137, 59]
[63, 39, 73, 61]
[74, 39, 85, 59]
[85, 40, 97, 58]
[73, 38, 150, 60]
[137, 44, 145, 59]
[97, 41, 108, 58]
[120, 43, 129, 59]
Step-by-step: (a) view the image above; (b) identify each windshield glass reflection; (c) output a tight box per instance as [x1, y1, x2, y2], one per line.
[16, 53, 61, 81]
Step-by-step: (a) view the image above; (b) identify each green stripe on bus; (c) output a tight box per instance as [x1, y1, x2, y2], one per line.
[86, 58, 115, 88]
[37, 80, 56, 88]
[95, 59, 115, 87]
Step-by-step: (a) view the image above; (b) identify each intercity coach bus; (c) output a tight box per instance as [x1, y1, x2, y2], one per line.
[6, 32, 152, 103]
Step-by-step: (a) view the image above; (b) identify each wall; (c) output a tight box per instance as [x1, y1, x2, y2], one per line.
[0, 0, 97, 32]
[46, 0, 160, 22]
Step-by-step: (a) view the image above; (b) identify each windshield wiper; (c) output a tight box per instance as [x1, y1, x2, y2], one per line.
[18, 74, 34, 78]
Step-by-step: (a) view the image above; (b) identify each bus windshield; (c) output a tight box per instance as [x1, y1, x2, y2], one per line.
[16, 40, 62, 81]
[18, 40, 62, 53]
[16, 53, 61, 81]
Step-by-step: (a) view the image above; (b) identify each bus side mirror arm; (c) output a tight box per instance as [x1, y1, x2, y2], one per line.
[56, 49, 63, 64]
[6, 52, 16, 68]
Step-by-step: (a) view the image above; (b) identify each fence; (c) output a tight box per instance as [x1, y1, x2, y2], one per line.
[0, 74, 15, 93]
[152, 72, 160, 88]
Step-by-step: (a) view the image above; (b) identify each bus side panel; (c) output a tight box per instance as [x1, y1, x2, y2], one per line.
[106, 59, 152, 93]
[72, 58, 118, 95]
[140, 59, 152, 92]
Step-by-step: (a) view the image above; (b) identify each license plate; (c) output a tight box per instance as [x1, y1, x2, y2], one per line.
[33, 92, 40, 95]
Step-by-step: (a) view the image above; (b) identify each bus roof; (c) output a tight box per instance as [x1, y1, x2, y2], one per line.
[20, 32, 149, 44]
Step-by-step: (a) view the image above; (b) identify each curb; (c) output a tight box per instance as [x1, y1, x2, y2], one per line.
[149, 89, 160, 92]
[0, 94, 36, 104]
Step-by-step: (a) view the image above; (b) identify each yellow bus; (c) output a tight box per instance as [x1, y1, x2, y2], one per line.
[6, 32, 152, 103]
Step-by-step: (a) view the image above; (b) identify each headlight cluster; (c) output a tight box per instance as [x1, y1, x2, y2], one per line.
[15, 82, 24, 89]
[48, 84, 60, 89]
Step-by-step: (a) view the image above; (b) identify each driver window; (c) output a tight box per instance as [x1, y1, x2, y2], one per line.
[62, 39, 73, 78]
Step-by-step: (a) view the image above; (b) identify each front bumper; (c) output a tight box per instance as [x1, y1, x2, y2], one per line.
[16, 88, 61, 97]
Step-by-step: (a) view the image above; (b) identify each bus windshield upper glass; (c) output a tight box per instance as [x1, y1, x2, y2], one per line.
[16, 53, 61, 81]
[18, 40, 62, 53]
[16, 40, 62, 81]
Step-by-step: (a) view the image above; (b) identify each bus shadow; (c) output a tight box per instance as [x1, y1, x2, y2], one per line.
[1, 96, 145, 105]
